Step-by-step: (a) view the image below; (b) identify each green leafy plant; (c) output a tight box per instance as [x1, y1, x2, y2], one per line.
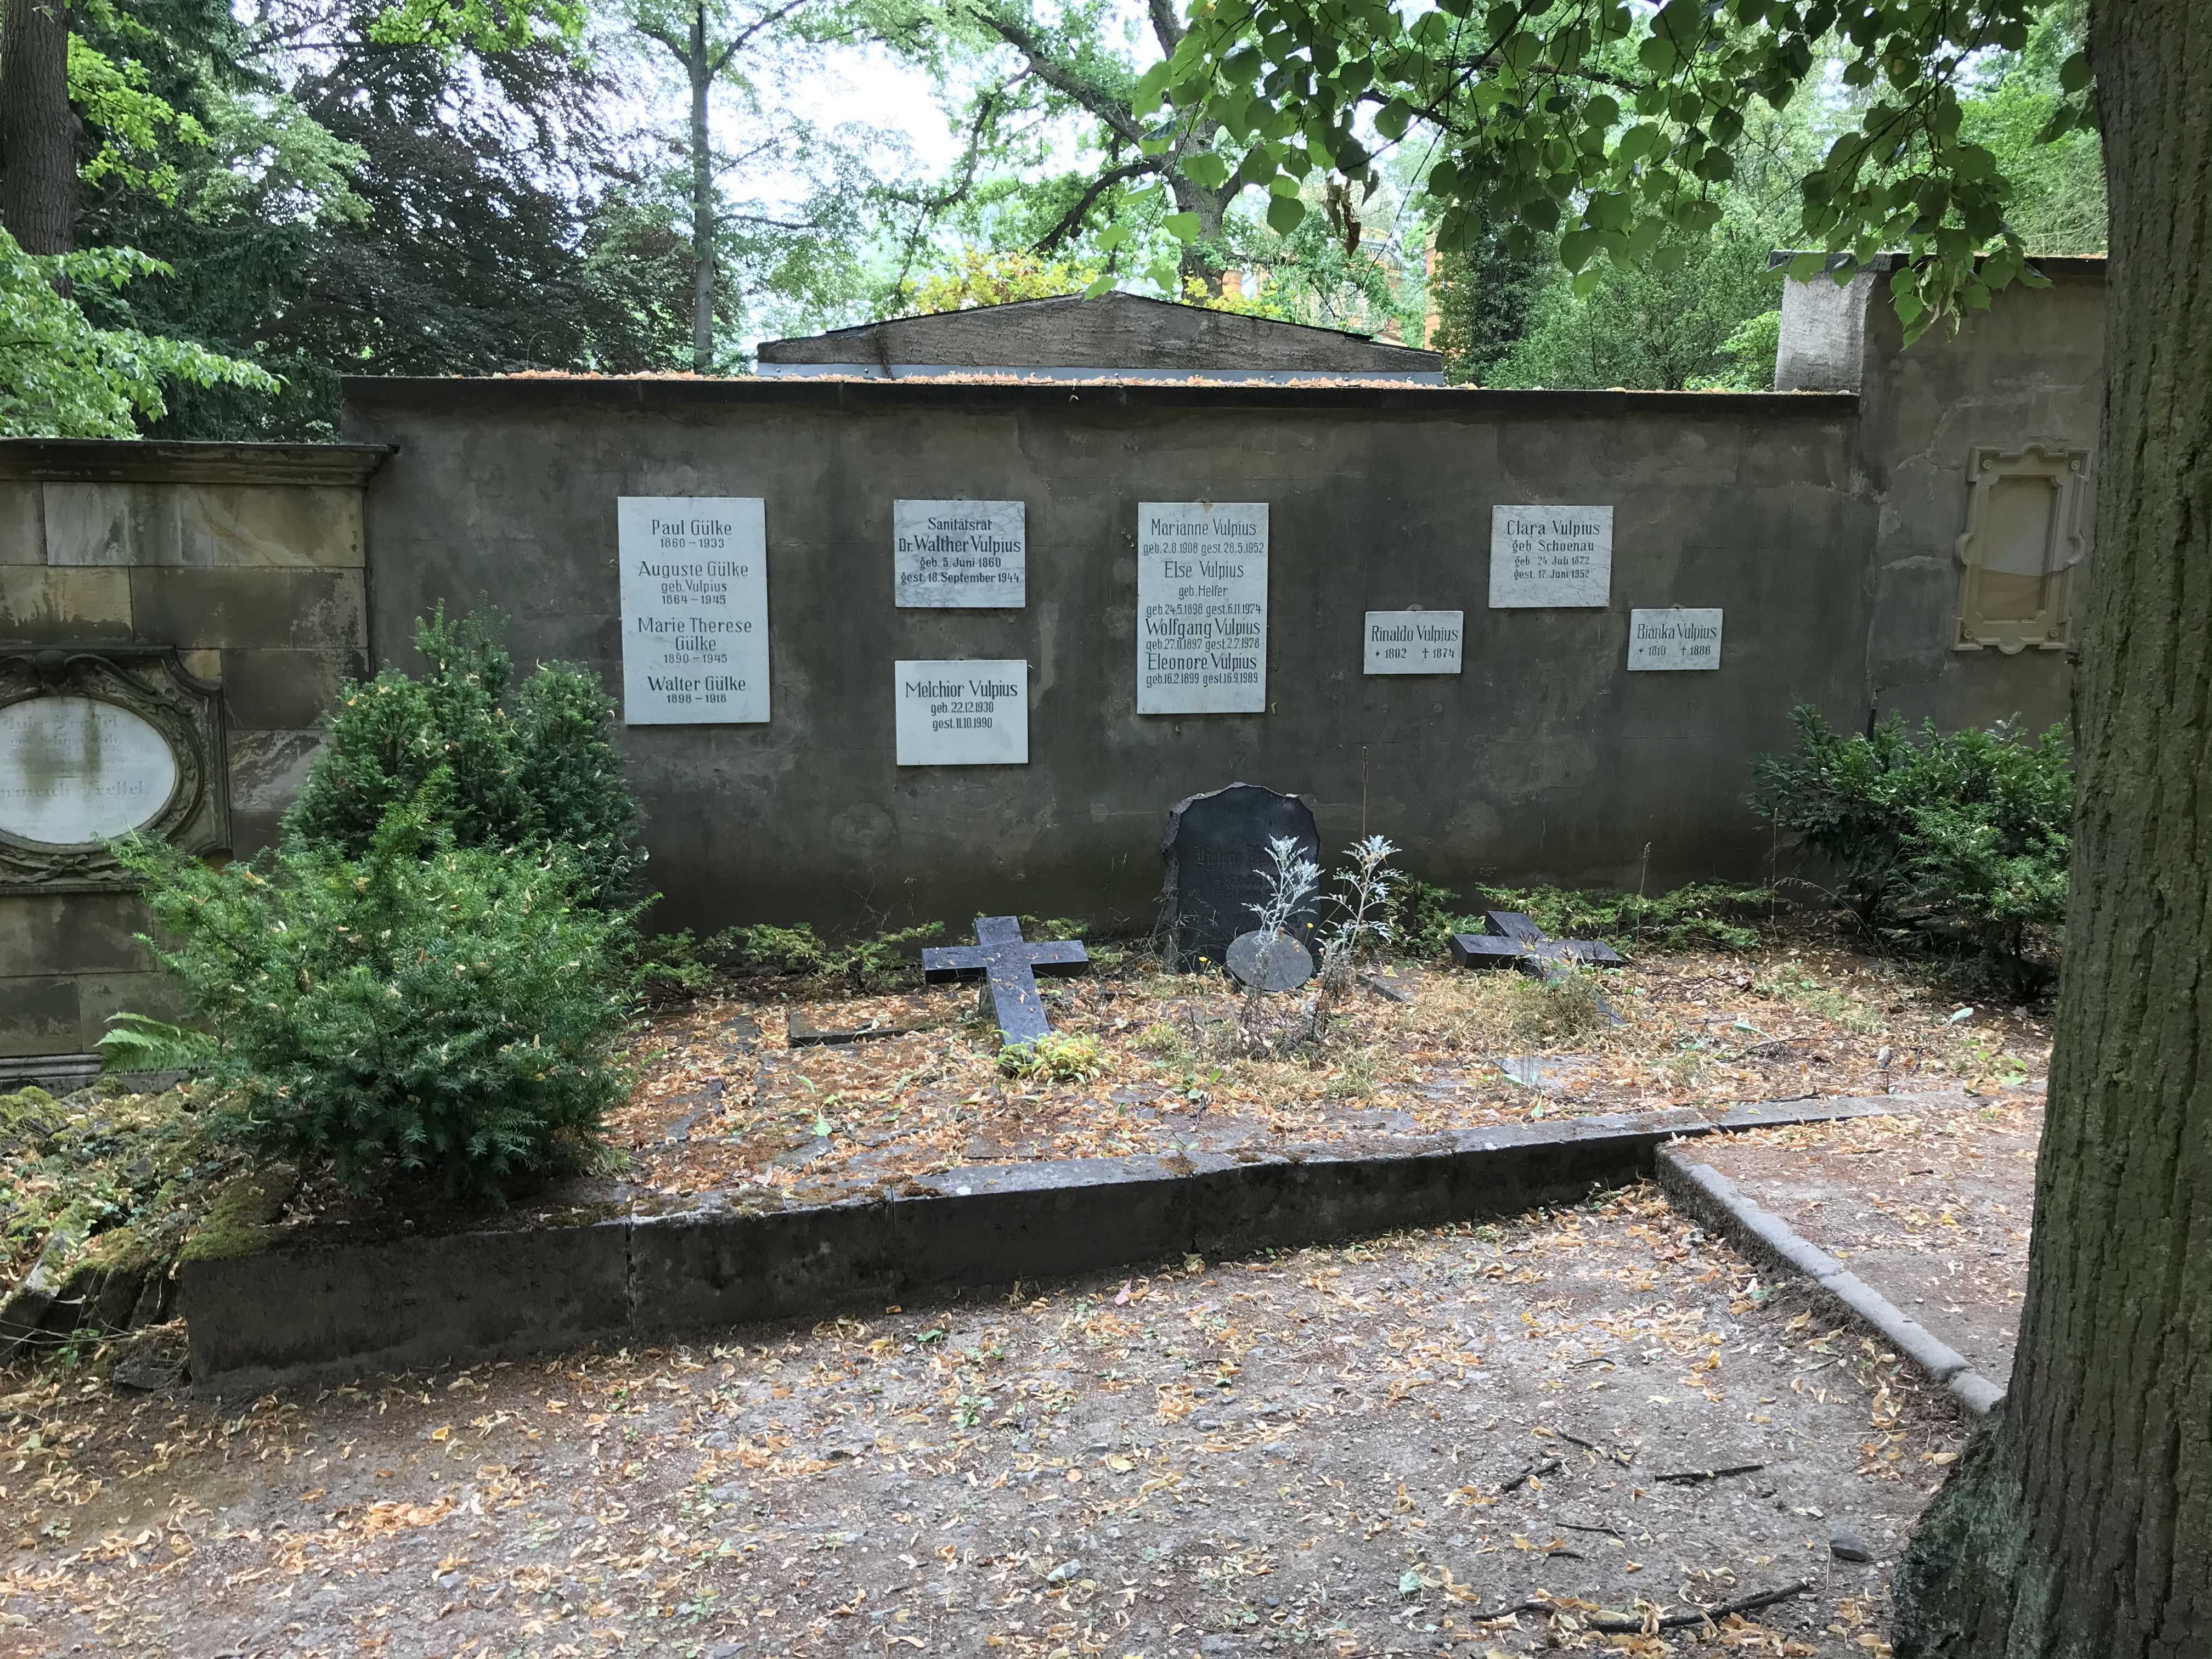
[1481, 882, 1776, 954]
[285, 607, 644, 910]
[1750, 706, 2072, 992]
[1389, 877, 1468, 958]
[646, 920, 946, 995]
[114, 776, 630, 1201]
[94, 1013, 217, 1076]
[997, 1033, 1106, 1085]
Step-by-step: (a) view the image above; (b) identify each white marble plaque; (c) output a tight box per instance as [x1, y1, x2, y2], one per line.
[1489, 505, 1613, 607]
[1364, 609, 1465, 674]
[1137, 502, 1268, 714]
[618, 497, 769, 725]
[895, 659, 1028, 765]
[1627, 607, 1723, 670]
[893, 500, 1025, 607]
[0, 696, 178, 845]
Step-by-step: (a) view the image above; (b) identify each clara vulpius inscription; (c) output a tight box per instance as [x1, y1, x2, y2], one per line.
[618, 497, 769, 725]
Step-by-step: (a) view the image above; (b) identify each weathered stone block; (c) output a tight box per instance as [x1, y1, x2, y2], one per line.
[43, 483, 182, 566]
[127, 568, 365, 650]
[218, 648, 362, 730]
[227, 727, 324, 815]
[179, 486, 364, 568]
[0, 567, 134, 640]
[0, 483, 42, 563]
[0, 977, 80, 1058]
[75, 970, 181, 1049]
[0, 892, 154, 977]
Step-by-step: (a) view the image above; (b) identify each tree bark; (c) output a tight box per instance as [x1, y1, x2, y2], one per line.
[1889, 1, 2211, 1654]
[687, 3, 715, 374]
[0, 0, 75, 254]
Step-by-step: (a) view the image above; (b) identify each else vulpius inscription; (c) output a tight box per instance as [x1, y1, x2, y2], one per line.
[1137, 502, 1269, 715]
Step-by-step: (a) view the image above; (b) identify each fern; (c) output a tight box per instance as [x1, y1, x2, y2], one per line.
[96, 1013, 217, 1075]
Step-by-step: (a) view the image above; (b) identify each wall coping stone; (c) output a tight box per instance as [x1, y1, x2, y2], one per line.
[0, 440, 393, 486]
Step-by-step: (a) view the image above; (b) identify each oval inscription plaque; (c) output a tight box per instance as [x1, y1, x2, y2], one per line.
[0, 696, 180, 847]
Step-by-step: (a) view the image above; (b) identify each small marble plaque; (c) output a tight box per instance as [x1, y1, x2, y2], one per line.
[895, 659, 1028, 765]
[893, 500, 1026, 607]
[1137, 502, 1268, 714]
[619, 497, 770, 725]
[1628, 607, 1724, 670]
[1363, 609, 1465, 674]
[1489, 505, 1613, 608]
[0, 695, 179, 846]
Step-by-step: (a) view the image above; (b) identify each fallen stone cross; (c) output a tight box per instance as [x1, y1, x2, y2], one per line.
[923, 915, 1089, 1043]
[1449, 910, 1625, 978]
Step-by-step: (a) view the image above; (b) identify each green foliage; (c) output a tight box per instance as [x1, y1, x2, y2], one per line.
[115, 781, 630, 1201]
[1389, 878, 1468, 958]
[95, 1013, 217, 1076]
[1427, 213, 1549, 383]
[1749, 706, 2072, 991]
[643, 919, 947, 996]
[1502, 969, 1612, 1045]
[997, 1032, 1105, 1084]
[0, 228, 275, 438]
[285, 609, 644, 910]
[1481, 883, 1776, 954]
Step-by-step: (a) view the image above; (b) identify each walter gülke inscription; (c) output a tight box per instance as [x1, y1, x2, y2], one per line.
[618, 497, 769, 724]
[894, 500, 1026, 607]
[1628, 608, 1724, 670]
[1364, 610, 1465, 674]
[1489, 505, 1613, 608]
[1137, 503, 1268, 715]
[896, 661, 1029, 766]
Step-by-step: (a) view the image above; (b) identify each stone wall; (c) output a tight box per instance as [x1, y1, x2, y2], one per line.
[0, 442, 387, 1063]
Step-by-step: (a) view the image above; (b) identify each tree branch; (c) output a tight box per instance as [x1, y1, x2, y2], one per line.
[1029, 156, 1162, 254]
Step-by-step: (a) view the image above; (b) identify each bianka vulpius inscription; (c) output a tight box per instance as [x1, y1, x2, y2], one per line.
[1137, 502, 1268, 715]
[895, 660, 1029, 765]
[893, 500, 1026, 607]
[1364, 610, 1465, 674]
[1489, 505, 1613, 608]
[0, 695, 178, 846]
[1627, 607, 1724, 670]
[618, 497, 769, 724]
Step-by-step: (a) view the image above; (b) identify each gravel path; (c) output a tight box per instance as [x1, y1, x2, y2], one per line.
[4, 1183, 1968, 1658]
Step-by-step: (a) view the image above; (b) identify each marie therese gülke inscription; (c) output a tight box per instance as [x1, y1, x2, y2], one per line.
[618, 497, 769, 724]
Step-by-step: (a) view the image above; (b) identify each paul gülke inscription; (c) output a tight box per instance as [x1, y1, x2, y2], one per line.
[0, 695, 178, 846]
[1137, 502, 1268, 714]
[1489, 505, 1613, 608]
[893, 500, 1026, 607]
[1628, 608, 1724, 670]
[896, 660, 1029, 765]
[618, 496, 769, 725]
[1364, 610, 1464, 674]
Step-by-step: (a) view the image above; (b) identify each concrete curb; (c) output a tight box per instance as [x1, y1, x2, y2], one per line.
[180, 1094, 1922, 1395]
[1654, 1146, 2007, 1418]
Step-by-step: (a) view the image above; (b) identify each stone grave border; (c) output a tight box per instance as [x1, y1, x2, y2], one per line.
[180, 1094, 1930, 1394]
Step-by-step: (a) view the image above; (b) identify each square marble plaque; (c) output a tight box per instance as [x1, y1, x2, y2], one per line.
[1364, 609, 1465, 674]
[895, 659, 1029, 765]
[1137, 502, 1268, 714]
[1489, 505, 1613, 608]
[1627, 607, 1724, 670]
[618, 497, 769, 724]
[893, 499, 1026, 607]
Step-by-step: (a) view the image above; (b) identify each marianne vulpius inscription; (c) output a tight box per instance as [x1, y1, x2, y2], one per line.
[0, 648, 229, 891]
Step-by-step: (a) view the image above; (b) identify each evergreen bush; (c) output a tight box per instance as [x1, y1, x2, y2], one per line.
[116, 779, 630, 1201]
[1749, 706, 2073, 992]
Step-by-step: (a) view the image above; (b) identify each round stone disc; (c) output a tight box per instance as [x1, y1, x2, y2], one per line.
[1226, 929, 1315, 992]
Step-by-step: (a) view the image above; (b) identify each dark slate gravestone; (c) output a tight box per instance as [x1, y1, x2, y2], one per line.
[923, 915, 1089, 1044]
[1159, 783, 1322, 972]
[1449, 910, 1626, 975]
[1227, 929, 1314, 992]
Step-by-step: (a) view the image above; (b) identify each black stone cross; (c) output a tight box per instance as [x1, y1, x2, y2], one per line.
[1449, 910, 1625, 978]
[923, 916, 1089, 1044]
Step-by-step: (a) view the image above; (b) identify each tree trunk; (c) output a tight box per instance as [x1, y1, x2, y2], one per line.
[1889, 2, 2211, 1654]
[0, 0, 75, 254]
[686, 3, 715, 374]
[1171, 175, 1231, 294]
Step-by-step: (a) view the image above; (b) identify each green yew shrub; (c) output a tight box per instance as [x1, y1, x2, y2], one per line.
[286, 608, 644, 909]
[1749, 706, 2073, 992]
[116, 779, 629, 1200]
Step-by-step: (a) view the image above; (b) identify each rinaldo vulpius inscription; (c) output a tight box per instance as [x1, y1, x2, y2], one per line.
[1628, 607, 1724, 670]
[895, 659, 1029, 765]
[1364, 610, 1465, 674]
[893, 500, 1025, 607]
[1489, 505, 1613, 608]
[1137, 502, 1268, 715]
[618, 496, 769, 724]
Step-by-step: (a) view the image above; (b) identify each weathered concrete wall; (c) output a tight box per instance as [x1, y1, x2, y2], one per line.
[0, 442, 386, 1060]
[346, 377, 1877, 934]
[1852, 259, 2102, 735]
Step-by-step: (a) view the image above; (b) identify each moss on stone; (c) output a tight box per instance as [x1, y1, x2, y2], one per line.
[179, 1164, 300, 1264]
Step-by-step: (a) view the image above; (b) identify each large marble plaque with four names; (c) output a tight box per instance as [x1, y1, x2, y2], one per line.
[1137, 502, 1269, 714]
[618, 497, 770, 725]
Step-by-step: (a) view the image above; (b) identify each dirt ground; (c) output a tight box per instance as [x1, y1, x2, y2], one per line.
[3, 1183, 1977, 1659]
[1686, 1097, 2040, 1387]
[608, 939, 2051, 1212]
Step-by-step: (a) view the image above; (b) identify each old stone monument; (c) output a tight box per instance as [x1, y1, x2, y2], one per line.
[922, 916, 1088, 1043]
[1158, 783, 1321, 971]
[1450, 910, 1625, 975]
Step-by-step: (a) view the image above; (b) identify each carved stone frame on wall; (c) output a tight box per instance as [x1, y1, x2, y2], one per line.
[1954, 444, 2090, 654]
[0, 647, 230, 892]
